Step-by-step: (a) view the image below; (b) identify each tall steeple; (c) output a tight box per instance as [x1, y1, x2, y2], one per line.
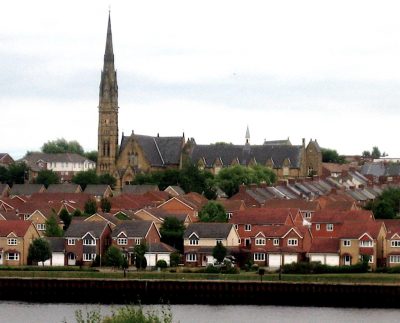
[245, 125, 250, 145]
[97, 12, 119, 176]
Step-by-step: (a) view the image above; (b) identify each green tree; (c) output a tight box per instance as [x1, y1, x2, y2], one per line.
[100, 197, 112, 212]
[321, 148, 346, 164]
[98, 173, 117, 189]
[84, 150, 98, 163]
[212, 241, 227, 264]
[7, 162, 28, 185]
[134, 243, 148, 270]
[28, 238, 52, 266]
[35, 169, 60, 188]
[45, 214, 63, 237]
[179, 163, 216, 199]
[72, 169, 99, 190]
[105, 246, 124, 268]
[159, 217, 185, 252]
[170, 252, 181, 267]
[362, 150, 371, 158]
[59, 208, 72, 230]
[364, 188, 400, 219]
[371, 146, 382, 159]
[0, 166, 9, 184]
[84, 199, 98, 215]
[198, 201, 227, 222]
[41, 138, 84, 155]
[72, 209, 83, 217]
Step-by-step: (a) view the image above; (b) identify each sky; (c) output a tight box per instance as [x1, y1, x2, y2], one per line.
[1, 0, 400, 159]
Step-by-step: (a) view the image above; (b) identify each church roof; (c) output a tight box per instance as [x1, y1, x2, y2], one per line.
[190, 144, 303, 168]
[119, 135, 183, 167]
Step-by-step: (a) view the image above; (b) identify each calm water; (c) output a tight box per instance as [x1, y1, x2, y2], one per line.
[0, 302, 399, 323]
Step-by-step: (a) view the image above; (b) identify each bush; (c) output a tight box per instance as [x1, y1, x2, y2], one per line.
[281, 261, 370, 274]
[156, 260, 168, 269]
[204, 265, 220, 273]
[169, 252, 181, 267]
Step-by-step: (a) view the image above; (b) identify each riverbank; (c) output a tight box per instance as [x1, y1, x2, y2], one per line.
[1, 277, 400, 308]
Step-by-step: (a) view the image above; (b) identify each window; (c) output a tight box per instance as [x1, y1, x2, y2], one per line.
[287, 239, 298, 246]
[326, 224, 334, 231]
[7, 238, 17, 246]
[359, 240, 373, 247]
[7, 253, 19, 261]
[23, 214, 30, 221]
[117, 238, 127, 245]
[83, 253, 96, 261]
[343, 240, 351, 247]
[36, 223, 46, 231]
[254, 253, 265, 261]
[316, 224, 320, 231]
[216, 239, 223, 244]
[304, 212, 312, 219]
[391, 240, 400, 247]
[244, 224, 252, 231]
[273, 239, 279, 246]
[135, 238, 141, 245]
[390, 255, 400, 263]
[234, 224, 238, 230]
[227, 212, 233, 219]
[189, 239, 199, 245]
[67, 238, 76, 245]
[186, 253, 197, 262]
[83, 238, 96, 246]
[369, 256, 374, 264]
[255, 238, 266, 246]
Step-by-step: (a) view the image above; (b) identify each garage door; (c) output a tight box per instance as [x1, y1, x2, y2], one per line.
[284, 254, 298, 265]
[157, 254, 170, 266]
[326, 255, 339, 266]
[145, 253, 157, 267]
[310, 255, 325, 264]
[268, 254, 281, 268]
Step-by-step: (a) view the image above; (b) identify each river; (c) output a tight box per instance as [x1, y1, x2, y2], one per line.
[0, 302, 399, 323]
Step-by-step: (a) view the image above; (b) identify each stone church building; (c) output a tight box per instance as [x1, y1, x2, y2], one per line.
[97, 15, 322, 189]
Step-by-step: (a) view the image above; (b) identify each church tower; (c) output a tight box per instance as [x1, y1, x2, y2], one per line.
[97, 13, 119, 176]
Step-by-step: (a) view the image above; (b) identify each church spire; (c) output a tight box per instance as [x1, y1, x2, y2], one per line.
[104, 12, 114, 63]
[245, 125, 250, 144]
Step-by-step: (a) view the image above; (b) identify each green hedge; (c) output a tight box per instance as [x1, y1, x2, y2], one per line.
[281, 261, 369, 274]
[0, 266, 98, 272]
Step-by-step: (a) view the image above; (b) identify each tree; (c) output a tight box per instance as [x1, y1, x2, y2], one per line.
[364, 188, 400, 219]
[98, 173, 117, 189]
[41, 138, 84, 155]
[28, 238, 51, 266]
[198, 201, 227, 222]
[170, 252, 181, 267]
[7, 162, 28, 185]
[45, 214, 63, 237]
[371, 146, 382, 159]
[84, 150, 98, 163]
[0, 166, 9, 184]
[215, 164, 276, 197]
[179, 163, 216, 199]
[84, 199, 98, 215]
[59, 208, 72, 230]
[72, 169, 99, 190]
[35, 169, 59, 188]
[212, 241, 227, 264]
[362, 150, 371, 158]
[134, 243, 148, 270]
[159, 217, 185, 252]
[100, 197, 112, 212]
[321, 148, 346, 164]
[105, 246, 124, 268]
[72, 209, 83, 217]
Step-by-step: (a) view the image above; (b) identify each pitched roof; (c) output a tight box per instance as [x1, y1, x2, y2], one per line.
[311, 210, 375, 224]
[164, 185, 185, 196]
[265, 199, 320, 211]
[122, 185, 159, 195]
[111, 221, 156, 238]
[309, 238, 340, 253]
[147, 242, 177, 253]
[10, 184, 45, 196]
[47, 184, 82, 193]
[22, 152, 94, 164]
[65, 221, 109, 238]
[84, 184, 112, 196]
[184, 223, 234, 239]
[339, 222, 383, 239]
[0, 220, 33, 237]
[230, 208, 294, 225]
[46, 237, 65, 252]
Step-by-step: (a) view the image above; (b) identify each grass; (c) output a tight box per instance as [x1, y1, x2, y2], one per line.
[1, 266, 400, 284]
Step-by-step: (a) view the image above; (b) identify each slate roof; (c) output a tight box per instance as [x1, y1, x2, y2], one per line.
[10, 184, 45, 196]
[184, 223, 234, 239]
[263, 139, 292, 145]
[147, 242, 176, 253]
[119, 135, 183, 166]
[385, 164, 400, 176]
[111, 221, 155, 238]
[122, 185, 159, 195]
[84, 185, 112, 196]
[65, 221, 109, 238]
[360, 163, 386, 177]
[190, 144, 303, 168]
[22, 153, 94, 167]
[164, 185, 185, 196]
[46, 237, 65, 252]
[47, 184, 82, 193]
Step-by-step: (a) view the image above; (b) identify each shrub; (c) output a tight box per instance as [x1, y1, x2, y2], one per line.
[204, 265, 220, 274]
[281, 261, 370, 274]
[169, 252, 181, 267]
[156, 260, 168, 269]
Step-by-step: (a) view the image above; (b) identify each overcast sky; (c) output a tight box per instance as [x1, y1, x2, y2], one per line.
[1, 1, 400, 159]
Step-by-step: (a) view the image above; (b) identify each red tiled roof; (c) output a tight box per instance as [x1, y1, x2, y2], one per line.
[265, 199, 320, 211]
[309, 238, 339, 253]
[339, 222, 382, 239]
[382, 219, 400, 236]
[230, 208, 293, 225]
[359, 247, 374, 256]
[218, 200, 245, 212]
[0, 220, 33, 237]
[311, 210, 374, 224]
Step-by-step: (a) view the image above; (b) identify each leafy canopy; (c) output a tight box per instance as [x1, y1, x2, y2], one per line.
[84, 199, 98, 215]
[212, 241, 227, 264]
[45, 214, 63, 237]
[105, 246, 124, 268]
[365, 187, 400, 219]
[160, 217, 185, 252]
[41, 138, 84, 155]
[28, 238, 51, 266]
[321, 148, 346, 164]
[35, 169, 60, 188]
[198, 201, 227, 222]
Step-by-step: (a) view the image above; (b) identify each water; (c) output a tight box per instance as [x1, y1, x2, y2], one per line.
[0, 302, 399, 323]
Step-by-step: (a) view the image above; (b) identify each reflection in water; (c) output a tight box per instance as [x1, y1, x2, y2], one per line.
[0, 302, 399, 323]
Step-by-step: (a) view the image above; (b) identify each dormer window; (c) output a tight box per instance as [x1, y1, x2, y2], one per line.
[359, 240, 373, 247]
[391, 240, 400, 247]
[255, 238, 266, 246]
[287, 239, 298, 246]
[83, 238, 96, 246]
[273, 239, 279, 246]
[117, 238, 127, 245]
[326, 224, 334, 231]
[189, 239, 199, 245]
[7, 238, 17, 246]
[244, 224, 252, 231]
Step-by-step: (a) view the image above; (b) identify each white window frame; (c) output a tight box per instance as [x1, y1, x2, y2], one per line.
[186, 253, 197, 262]
[316, 224, 320, 231]
[36, 223, 46, 231]
[273, 238, 279, 246]
[7, 238, 17, 246]
[83, 253, 96, 261]
[117, 238, 127, 245]
[6, 252, 19, 261]
[326, 224, 334, 231]
[244, 224, 251, 231]
[135, 238, 141, 245]
[359, 240, 373, 247]
[227, 212, 233, 219]
[67, 238, 76, 246]
[255, 238, 266, 246]
[391, 240, 400, 247]
[343, 240, 351, 247]
[389, 255, 400, 263]
[83, 238, 96, 246]
[287, 239, 298, 246]
[253, 253, 265, 261]
[189, 239, 199, 245]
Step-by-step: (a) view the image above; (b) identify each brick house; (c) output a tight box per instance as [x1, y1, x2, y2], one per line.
[64, 221, 112, 266]
[134, 208, 192, 229]
[183, 223, 240, 266]
[307, 237, 340, 266]
[0, 153, 14, 167]
[0, 220, 40, 266]
[382, 220, 400, 267]
[157, 193, 208, 221]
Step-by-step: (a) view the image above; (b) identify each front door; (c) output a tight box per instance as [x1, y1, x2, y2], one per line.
[344, 255, 351, 266]
[0, 253, 3, 265]
[67, 253, 76, 266]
